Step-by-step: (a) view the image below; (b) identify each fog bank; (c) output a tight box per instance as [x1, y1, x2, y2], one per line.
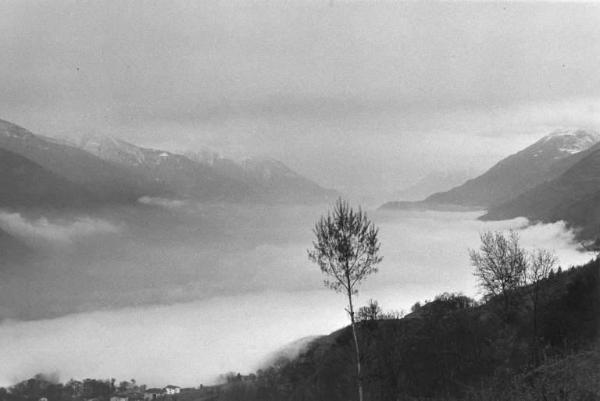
[0, 208, 592, 387]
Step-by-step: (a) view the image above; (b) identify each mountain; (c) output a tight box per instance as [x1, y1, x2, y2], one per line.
[393, 170, 476, 201]
[234, 157, 338, 203]
[0, 148, 96, 209]
[78, 134, 336, 204]
[0, 119, 164, 203]
[0, 119, 334, 207]
[185, 151, 338, 203]
[422, 129, 600, 208]
[0, 226, 32, 268]
[482, 145, 600, 239]
[79, 135, 256, 202]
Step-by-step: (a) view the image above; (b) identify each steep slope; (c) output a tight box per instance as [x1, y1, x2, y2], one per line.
[0, 148, 96, 209]
[393, 170, 475, 201]
[216, 261, 600, 401]
[238, 158, 338, 203]
[424, 129, 600, 208]
[0, 119, 335, 206]
[483, 146, 600, 238]
[80, 135, 255, 202]
[85, 141, 338, 204]
[185, 151, 337, 204]
[81, 135, 335, 203]
[0, 227, 32, 268]
[0, 120, 163, 203]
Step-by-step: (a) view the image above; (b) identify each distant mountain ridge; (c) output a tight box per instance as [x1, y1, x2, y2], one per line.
[380, 127, 600, 241]
[482, 145, 600, 240]
[425, 129, 600, 208]
[393, 170, 476, 202]
[0, 148, 96, 209]
[0, 119, 336, 209]
[0, 119, 161, 203]
[79, 134, 253, 202]
[380, 128, 600, 213]
[80, 133, 337, 204]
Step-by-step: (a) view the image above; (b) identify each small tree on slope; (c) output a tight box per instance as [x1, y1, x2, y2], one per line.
[308, 198, 383, 401]
[469, 230, 527, 318]
[525, 248, 557, 364]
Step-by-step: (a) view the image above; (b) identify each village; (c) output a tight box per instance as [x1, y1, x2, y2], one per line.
[105, 384, 220, 401]
[14, 378, 224, 401]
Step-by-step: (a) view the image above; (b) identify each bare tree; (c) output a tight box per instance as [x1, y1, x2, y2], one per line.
[357, 299, 383, 322]
[308, 198, 382, 401]
[469, 230, 527, 316]
[524, 248, 557, 364]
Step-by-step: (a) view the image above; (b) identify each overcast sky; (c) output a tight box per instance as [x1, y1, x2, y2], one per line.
[2, 1, 600, 385]
[2, 0, 600, 200]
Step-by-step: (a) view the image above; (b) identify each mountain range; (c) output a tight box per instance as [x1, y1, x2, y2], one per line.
[0, 119, 336, 210]
[381, 128, 600, 241]
[392, 170, 477, 202]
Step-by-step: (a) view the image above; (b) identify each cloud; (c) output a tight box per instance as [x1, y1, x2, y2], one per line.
[138, 197, 187, 209]
[0, 290, 346, 388]
[0, 207, 594, 388]
[0, 212, 120, 249]
[370, 210, 593, 298]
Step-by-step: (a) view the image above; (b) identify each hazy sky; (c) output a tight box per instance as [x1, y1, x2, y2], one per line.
[2, 2, 600, 387]
[2, 1, 600, 199]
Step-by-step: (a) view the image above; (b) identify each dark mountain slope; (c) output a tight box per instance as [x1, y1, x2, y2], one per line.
[0, 120, 166, 203]
[424, 129, 600, 208]
[79, 134, 336, 204]
[236, 158, 338, 203]
[393, 170, 476, 201]
[186, 151, 338, 204]
[483, 147, 600, 239]
[0, 227, 32, 268]
[217, 260, 600, 401]
[80, 135, 255, 202]
[0, 148, 96, 209]
[0, 119, 335, 205]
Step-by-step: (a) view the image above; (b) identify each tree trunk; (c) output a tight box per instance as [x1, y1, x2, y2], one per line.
[347, 290, 364, 401]
[532, 286, 539, 365]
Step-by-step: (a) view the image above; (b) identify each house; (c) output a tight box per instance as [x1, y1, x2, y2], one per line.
[127, 393, 145, 401]
[143, 389, 163, 400]
[163, 385, 180, 395]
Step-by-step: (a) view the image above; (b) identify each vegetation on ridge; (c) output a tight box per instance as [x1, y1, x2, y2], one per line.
[2, 228, 598, 401]
[214, 245, 598, 400]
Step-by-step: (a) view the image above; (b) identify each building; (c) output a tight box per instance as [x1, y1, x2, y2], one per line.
[127, 393, 145, 401]
[143, 389, 163, 401]
[163, 386, 180, 395]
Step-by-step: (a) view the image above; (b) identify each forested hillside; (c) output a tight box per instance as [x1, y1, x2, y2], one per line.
[216, 259, 599, 401]
[2, 256, 598, 401]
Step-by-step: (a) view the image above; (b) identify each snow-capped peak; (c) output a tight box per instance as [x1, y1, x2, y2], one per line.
[539, 128, 600, 155]
[79, 133, 147, 165]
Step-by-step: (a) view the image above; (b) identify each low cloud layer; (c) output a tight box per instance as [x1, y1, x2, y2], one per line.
[0, 212, 119, 249]
[0, 290, 346, 388]
[0, 206, 593, 388]
[138, 197, 187, 209]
